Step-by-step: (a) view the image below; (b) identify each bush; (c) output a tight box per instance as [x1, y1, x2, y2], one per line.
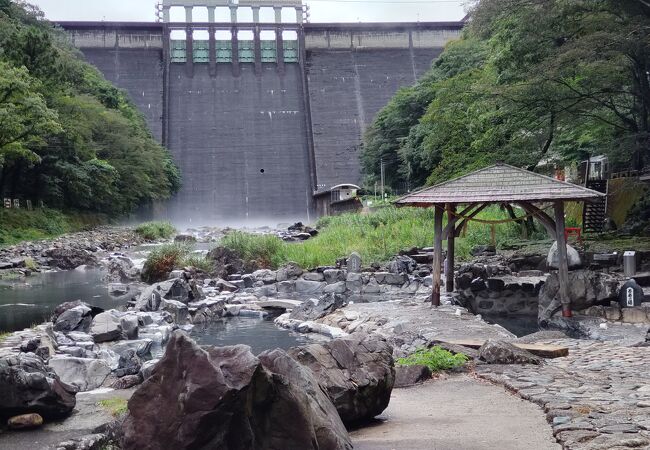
[396, 346, 468, 372]
[220, 231, 285, 268]
[135, 221, 176, 241]
[141, 243, 190, 283]
[218, 206, 546, 270]
[181, 253, 215, 273]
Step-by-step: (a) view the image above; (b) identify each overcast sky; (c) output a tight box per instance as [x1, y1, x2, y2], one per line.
[27, 0, 467, 23]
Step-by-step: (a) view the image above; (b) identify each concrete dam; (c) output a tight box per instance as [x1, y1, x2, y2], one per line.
[60, 13, 463, 224]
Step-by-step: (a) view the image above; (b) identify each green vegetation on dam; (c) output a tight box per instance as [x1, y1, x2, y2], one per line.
[0, 1, 180, 225]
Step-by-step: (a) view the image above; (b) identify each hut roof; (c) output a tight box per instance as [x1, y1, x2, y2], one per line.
[395, 163, 605, 206]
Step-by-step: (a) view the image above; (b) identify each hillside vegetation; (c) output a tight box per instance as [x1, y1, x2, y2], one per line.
[362, 0, 650, 189]
[0, 1, 180, 216]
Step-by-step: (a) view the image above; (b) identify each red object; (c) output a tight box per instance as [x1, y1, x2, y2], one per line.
[564, 227, 582, 243]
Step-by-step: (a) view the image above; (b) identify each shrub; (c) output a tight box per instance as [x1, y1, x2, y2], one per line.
[135, 221, 176, 241]
[220, 231, 285, 268]
[181, 253, 215, 273]
[141, 243, 190, 283]
[396, 346, 468, 372]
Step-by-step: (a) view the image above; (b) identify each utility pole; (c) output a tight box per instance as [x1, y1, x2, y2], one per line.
[380, 157, 385, 202]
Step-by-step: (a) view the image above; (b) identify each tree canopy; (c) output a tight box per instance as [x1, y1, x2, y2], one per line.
[0, 1, 180, 214]
[362, 0, 650, 189]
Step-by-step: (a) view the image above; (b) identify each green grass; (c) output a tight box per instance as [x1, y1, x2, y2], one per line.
[134, 221, 176, 241]
[97, 398, 128, 417]
[142, 243, 213, 282]
[397, 346, 468, 372]
[0, 208, 104, 247]
[181, 253, 215, 273]
[220, 206, 546, 269]
[0, 332, 11, 343]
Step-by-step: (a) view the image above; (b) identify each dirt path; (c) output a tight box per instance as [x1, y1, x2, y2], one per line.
[351, 374, 560, 450]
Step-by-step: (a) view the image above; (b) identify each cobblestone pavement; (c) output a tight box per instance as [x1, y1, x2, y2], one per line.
[476, 339, 650, 449]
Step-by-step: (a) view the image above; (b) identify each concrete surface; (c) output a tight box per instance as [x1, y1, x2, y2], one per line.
[351, 374, 561, 450]
[0, 388, 134, 450]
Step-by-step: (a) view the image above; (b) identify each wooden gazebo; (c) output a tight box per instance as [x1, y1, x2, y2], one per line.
[395, 163, 606, 317]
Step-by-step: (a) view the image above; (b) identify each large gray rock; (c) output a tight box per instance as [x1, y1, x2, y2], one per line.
[394, 364, 432, 388]
[288, 333, 395, 425]
[122, 331, 351, 450]
[53, 304, 93, 333]
[388, 255, 417, 274]
[539, 270, 618, 319]
[478, 340, 542, 365]
[134, 278, 200, 312]
[289, 294, 346, 321]
[547, 241, 582, 269]
[0, 352, 76, 420]
[90, 312, 123, 343]
[48, 357, 111, 391]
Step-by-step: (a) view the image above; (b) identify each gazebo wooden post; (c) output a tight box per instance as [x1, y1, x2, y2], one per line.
[554, 200, 572, 318]
[446, 204, 456, 293]
[431, 203, 444, 306]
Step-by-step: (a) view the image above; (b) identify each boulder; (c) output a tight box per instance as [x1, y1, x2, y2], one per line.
[43, 247, 97, 270]
[539, 270, 618, 319]
[52, 301, 94, 333]
[114, 349, 141, 378]
[105, 256, 137, 283]
[49, 357, 111, 391]
[0, 352, 76, 420]
[289, 294, 346, 321]
[111, 374, 142, 390]
[134, 278, 199, 312]
[547, 242, 582, 269]
[8, 413, 43, 429]
[90, 312, 123, 343]
[122, 331, 351, 450]
[478, 340, 542, 365]
[394, 364, 432, 388]
[288, 333, 395, 425]
[388, 255, 417, 274]
[174, 234, 197, 243]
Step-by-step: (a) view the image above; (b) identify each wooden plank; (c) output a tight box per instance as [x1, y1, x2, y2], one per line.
[437, 339, 569, 358]
[431, 204, 444, 306]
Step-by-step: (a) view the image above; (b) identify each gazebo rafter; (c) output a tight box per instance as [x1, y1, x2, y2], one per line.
[394, 163, 606, 317]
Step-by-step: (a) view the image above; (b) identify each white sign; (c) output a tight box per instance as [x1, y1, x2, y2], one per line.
[627, 287, 634, 307]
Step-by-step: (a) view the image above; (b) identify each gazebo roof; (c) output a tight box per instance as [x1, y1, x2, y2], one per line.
[395, 163, 605, 206]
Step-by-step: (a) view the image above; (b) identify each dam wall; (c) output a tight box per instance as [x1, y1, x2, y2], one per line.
[60, 21, 463, 223]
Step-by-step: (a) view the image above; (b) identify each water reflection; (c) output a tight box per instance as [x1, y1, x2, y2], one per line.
[190, 315, 311, 354]
[0, 268, 130, 333]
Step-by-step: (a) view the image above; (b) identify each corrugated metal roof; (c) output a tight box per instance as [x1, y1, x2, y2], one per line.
[395, 163, 605, 205]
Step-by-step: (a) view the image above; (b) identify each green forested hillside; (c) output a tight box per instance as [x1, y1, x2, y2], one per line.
[362, 0, 650, 189]
[0, 1, 180, 215]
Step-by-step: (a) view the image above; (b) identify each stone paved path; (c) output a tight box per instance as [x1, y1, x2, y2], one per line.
[477, 339, 650, 449]
[351, 374, 560, 450]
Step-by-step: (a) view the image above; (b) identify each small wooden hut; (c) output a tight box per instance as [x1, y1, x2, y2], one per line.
[395, 163, 605, 317]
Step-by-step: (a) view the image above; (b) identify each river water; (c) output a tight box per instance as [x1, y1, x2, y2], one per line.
[0, 267, 310, 352]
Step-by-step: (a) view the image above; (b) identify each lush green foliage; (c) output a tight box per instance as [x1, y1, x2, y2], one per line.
[135, 221, 176, 241]
[142, 243, 213, 282]
[0, 207, 102, 245]
[0, 2, 180, 215]
[220, 206, 543, 269]
[362, 0, 650, 188]
[397, 346, 468, 372]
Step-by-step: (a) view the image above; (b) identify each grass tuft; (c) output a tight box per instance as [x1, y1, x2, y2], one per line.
[219, 206, 546, 269]
[397, 346, 468, 372]
[97, 398, 128, 417]
[142, 243, 214, 282]
[135, 221, 176, 241]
